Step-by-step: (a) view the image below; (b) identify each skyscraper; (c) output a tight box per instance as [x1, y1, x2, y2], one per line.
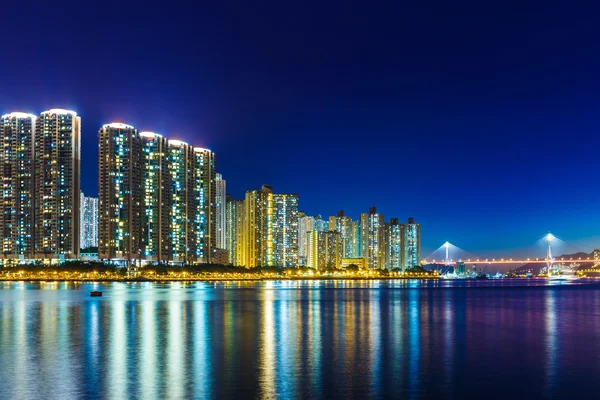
[0, 112, 36, 259]
[215, 173, 226, 250]
[190, 147, 216, 263]
[273, 193, 299, 267]
[80, 192, 99, 250]
[226, 195, 245, 266]
[306, 230, 343, 270]
[360, 206, 384, 269]
[403, 217, 421, 269]
[35, 109, 81, 260]
[352, 220, 361, 257]
[387, 218, 403, 270]
[298, 212, 312, 265]
[298, 213, 328, 266]
[139, 132, 170, 262]
[167, 140, 194, 263]
[328, 210, 356, 258]
[98, 123, 141, 261]
[245, 185, 298, 268]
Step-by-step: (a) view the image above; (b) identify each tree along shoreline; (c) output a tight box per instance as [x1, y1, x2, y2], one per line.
[0, 262, 439, 281]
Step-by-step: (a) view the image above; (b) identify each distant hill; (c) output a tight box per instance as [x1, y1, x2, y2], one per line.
[514, 251, 595, 275]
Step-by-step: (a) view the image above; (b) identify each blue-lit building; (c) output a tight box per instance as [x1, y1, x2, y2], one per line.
[80, 192, 98, 250]
[0, 112, 37, 260]
[403, 217, 421, 269]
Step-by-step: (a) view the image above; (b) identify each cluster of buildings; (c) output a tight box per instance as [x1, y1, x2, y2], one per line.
[0, 110, 81, 261]
[0, 110, 421, 269]
[227, 192, 420, 270]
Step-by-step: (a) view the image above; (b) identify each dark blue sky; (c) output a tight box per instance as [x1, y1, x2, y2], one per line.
[1, 1, 599, 256]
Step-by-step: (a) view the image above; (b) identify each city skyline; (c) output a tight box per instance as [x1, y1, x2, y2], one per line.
[2, 2, 600, 255]
[0, 107, 597, 258]
[0, 106, 426, 270]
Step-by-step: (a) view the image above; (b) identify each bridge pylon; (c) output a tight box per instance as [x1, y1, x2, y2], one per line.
[444, 241, 450, 266]
[546, 233, 554, 271]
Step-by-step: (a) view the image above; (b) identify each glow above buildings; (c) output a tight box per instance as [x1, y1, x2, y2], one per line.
[168, 139, 188, 146]
[140, 131, 162, 138]
[40, 109, 77, 116]
[1, 112, 37, 119]
[103, 122, 135, 129]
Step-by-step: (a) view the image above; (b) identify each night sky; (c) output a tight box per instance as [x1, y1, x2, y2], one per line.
[1, 1, 599, 256]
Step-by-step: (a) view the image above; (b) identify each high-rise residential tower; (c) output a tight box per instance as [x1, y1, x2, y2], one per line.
[298, 213, 328, 266]
[190, 147, 216, 263]
[298, 212, 312, 264]
[215, 173, 226, 250]
[98, 123, 141, 261]
[328, 210, 356, 258]
[226, 195, 245, 266]
[35, 109, 81, 260]
[139, 132, 170, 262]
[166, 140, 194, 263]
[360, 206, 384, 269]
[0, 112, 36, 259]
[403, 217, 421, 269]
[306, 230, 343, 270]
[245, 185, 298, 268]
[387, 218, 403, 270]
[273, 193, 299, 267]
[80, 192, 99, 249]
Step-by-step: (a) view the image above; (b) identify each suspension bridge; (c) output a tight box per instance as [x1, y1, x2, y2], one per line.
[422, 233, 598, 267]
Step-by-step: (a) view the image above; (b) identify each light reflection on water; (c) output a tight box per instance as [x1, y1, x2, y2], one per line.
[0, 279, 599, 399]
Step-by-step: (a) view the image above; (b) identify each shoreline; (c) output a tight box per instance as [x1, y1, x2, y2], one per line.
[0, 276, 441, 283]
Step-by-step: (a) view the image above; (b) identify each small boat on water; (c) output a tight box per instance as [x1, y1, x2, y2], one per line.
[90, 291, 102, 297]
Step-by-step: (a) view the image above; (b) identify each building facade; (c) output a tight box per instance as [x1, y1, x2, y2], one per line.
[167, 140, 194, 263]
[403, 217, 421, 269]
[139, 132, 170, 262]
[306, 230, 343, 270]
[226, 196, 245, 266]
[387, 218, 403, 270]
[215, 173, 226, 250]
[98, 123, 141, 261]
[80, 192, 99, 250]
[298, 212, 312, 264]
[328, 210, 356, 259]
[35, 109, 81, 260]
[360, 206, 384, 269]
[245, 185, 298, 268]
[298, 213, 328, 265]
[0, 113, 36, 259]
[190, 147, 216, 263]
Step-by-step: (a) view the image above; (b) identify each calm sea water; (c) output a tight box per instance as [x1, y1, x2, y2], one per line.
[1, 279, 599, 399]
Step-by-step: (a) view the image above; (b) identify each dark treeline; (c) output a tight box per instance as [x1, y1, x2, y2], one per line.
[0, 261, 433, 278]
